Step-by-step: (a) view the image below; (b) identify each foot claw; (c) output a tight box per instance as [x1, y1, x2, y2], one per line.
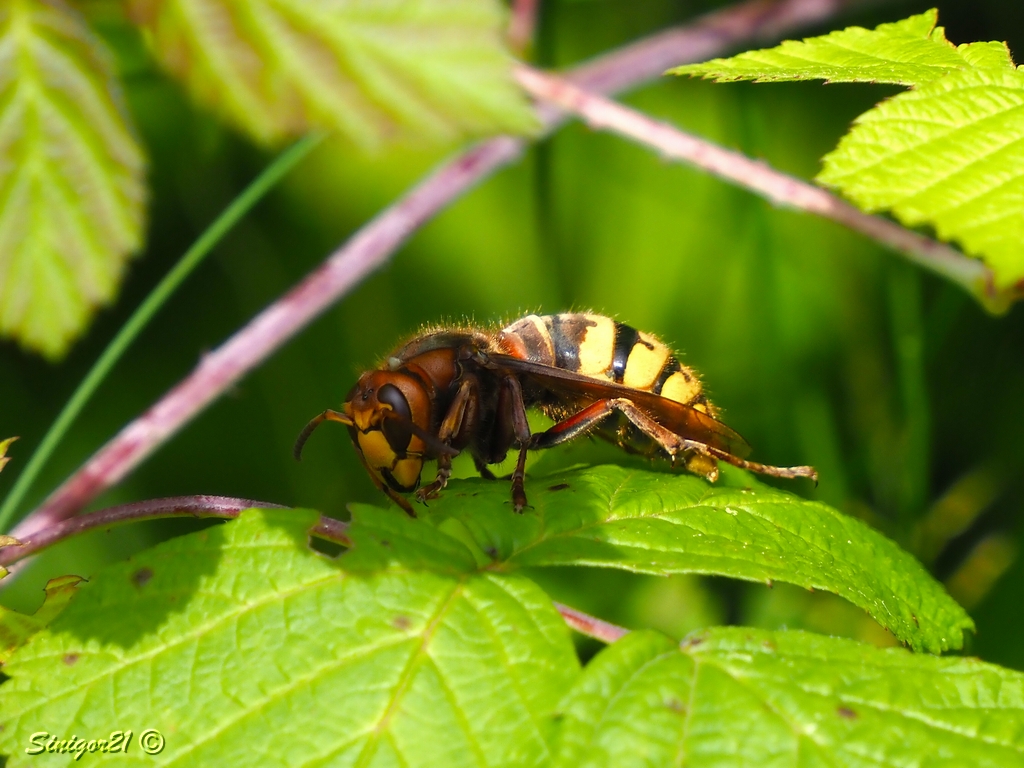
[414, 488, 438, 505]
[505, 499, 532, 514]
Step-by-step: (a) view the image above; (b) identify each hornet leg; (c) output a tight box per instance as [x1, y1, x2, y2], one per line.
[415, 376, 479, 503]
[503, 376, 533, 513]
[530, 398, 817, 483]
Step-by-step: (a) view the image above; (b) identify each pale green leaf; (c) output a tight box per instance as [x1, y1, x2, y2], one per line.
[669, 7, 1024, 289]
[0, 508, 579, 767]
[551, 629, 1024, 768]
[0, 436, 16, 473]
[414, 461, 973, 653]
[0, 575, 82, 664]
[818, 65, 1024, 288]
[0, 0, 146, 359]
[128, 0, 538, 148]
[667, 10, 1009, 86]
[958, 40, 1016, 70]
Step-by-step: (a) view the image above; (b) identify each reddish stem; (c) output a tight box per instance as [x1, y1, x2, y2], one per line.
[514, 65, 993, 297]
[555, 602, 629, 643]
[0, 495, 350, 569]
[508, 0, 539, 53]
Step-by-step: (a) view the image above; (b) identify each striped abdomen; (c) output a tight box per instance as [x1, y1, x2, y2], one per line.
[497, 313, 710, 412]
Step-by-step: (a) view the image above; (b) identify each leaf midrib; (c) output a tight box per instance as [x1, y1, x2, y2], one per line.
[352, 580, 471, 768]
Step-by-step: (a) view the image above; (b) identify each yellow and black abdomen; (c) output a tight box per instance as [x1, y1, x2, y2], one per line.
[498, 313, 711, 412]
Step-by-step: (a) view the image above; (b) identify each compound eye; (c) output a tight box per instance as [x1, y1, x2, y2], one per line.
[378, 383, 413, 453]
[377, 383, 411, 420]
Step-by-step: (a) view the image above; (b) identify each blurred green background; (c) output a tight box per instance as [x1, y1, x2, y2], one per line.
[2, 0, 1023, 668]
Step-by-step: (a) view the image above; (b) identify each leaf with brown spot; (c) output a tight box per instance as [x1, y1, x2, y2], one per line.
[418, 463, 974, 653]
[0, 509, 579, 767]
[551, 629, 1024, 768]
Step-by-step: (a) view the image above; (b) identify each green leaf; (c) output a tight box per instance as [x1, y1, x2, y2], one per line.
[818, 66, 1024, 288]
[418, 463, 972, 653]
[0, 508, 579, 767]
[0, 575, 82, 664]
[668, 10, 1012, 86]
[0, 0, 146, 360]
[668, 8, 1024, 289]
[0, 436, 16, 473]
[551, 628, 1024, 768]
[343, 502, 482, 573]
[127, 0, 538, 148]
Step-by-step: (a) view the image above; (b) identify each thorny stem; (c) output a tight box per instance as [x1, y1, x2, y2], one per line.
[10, 0, 867, 542]
[514, 65, 1000, 305]
[0, 496, 628, 643]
